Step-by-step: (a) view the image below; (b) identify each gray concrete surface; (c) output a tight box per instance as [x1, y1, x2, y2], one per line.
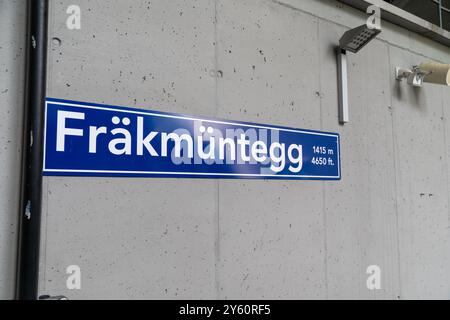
[0, 0, 27, 299]
[2, 0, 450, 299]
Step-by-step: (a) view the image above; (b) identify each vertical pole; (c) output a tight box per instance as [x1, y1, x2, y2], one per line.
[337, 48, 349, 124]
[16, 0, 48, 300]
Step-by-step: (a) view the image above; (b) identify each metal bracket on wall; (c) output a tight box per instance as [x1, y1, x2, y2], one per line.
[395, 66, 430, 87]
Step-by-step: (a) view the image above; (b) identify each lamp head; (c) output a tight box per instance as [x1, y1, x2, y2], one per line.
[339, 25, 381, 53]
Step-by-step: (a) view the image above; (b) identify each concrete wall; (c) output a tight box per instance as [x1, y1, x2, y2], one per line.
[2, 0, 449, 299]
[0, 0, 27, 299]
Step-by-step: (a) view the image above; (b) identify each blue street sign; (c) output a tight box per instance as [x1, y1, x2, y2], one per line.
[43, 98, 341, 180]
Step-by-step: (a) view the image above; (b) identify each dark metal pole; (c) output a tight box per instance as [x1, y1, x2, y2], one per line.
[16, 0, 49, 300]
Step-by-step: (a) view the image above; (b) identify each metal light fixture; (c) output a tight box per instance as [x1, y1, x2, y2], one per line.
[337, 25, 381, 123]
[339, 25, 381, 54]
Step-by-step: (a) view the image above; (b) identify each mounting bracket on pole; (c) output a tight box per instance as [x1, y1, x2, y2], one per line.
[395, 66, 431, 87]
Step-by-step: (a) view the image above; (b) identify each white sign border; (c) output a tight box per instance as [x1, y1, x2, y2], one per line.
[43, 100, 341, 179]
